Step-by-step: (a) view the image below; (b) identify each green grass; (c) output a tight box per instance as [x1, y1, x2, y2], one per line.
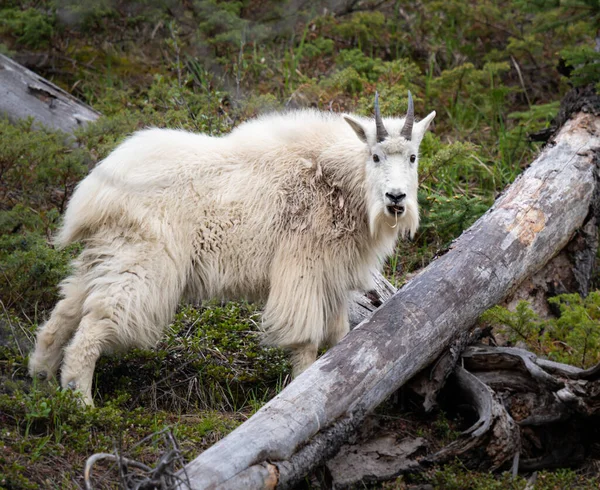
[0, 302, 288, 488]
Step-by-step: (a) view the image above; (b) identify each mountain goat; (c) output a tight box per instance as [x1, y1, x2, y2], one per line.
[29, 92, 435, 405]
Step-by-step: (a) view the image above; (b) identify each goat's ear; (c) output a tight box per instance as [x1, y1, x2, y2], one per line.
[413, 111, 436, 144]
[344, 116, 368, 144]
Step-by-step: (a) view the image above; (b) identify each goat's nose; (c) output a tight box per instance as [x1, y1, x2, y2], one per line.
[385, 192, 406, 203]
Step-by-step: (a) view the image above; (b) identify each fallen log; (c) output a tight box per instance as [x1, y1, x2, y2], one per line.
[0, 53, 100, 134]
[178, 92, 600, 489]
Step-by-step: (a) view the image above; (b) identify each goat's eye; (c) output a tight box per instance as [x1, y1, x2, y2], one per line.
[372, 154, 380, 163]
[410, 154, 416, 163]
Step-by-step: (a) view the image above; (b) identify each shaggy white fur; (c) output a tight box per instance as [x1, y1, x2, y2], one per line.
[29, 101, 435, 405]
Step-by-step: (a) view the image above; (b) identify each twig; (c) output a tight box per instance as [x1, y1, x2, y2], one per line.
[511, 55, 532, 108]
[84, 453, 152, 490]
[84, 429, 188, 490]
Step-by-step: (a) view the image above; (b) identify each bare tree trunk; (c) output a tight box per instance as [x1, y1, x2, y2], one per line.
[0, 53, 100, 134]
[177, 103, 600, 489]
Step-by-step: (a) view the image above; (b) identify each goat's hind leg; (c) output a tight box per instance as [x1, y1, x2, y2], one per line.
[60, 308, 117, 406]
[29, 275, 85, 381]
[60, 246, 183, 405]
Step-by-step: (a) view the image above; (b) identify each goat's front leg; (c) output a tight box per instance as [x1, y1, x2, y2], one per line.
[289, 343, 318, 377]
[325, 300, 350, 348]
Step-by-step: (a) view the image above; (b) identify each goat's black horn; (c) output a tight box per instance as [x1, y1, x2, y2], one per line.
[374, 92, 389, 143]
[400, 91, 414, 140]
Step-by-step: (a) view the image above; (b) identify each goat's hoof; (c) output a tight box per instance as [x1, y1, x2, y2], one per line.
[67, 381, 78, 391]
[36, 371, 48, 381]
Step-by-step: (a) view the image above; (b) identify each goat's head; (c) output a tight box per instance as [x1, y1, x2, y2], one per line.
[344, 91, 436, 238]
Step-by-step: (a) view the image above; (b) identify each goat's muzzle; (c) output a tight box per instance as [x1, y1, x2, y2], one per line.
[385, 192, 406, 215]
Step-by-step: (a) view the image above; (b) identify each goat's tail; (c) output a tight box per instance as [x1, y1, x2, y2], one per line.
[54, 170, 120, 247]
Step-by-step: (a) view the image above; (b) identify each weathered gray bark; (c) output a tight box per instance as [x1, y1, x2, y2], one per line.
[177, 109, 600, 489]
[326, 344, 600, 488]
[348, 272, 396, 328]
[0, 53, 100, 134]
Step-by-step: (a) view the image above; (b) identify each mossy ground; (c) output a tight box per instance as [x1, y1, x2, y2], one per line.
[0, 302, 287, 488]
[1, 0, 600, 488]
[385, 466, 600, 489]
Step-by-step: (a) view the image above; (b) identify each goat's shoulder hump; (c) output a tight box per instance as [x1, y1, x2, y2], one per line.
[229, 109, 345, 139]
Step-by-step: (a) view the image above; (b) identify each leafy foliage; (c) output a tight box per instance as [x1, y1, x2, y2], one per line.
[561, 46, 600, 90]
[0, 206, 78, 313]
[0, 8, 55, 48]
[482, 301, 544, 351]
[0, 118, 88, 211]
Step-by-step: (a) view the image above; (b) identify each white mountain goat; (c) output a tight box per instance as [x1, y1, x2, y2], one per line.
[29, 92, 435, 405]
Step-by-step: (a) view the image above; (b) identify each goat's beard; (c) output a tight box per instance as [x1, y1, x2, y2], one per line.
[368, 196, 419, 240]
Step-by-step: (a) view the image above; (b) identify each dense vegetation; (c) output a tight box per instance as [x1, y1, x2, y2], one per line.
[1, 0, 599, 488]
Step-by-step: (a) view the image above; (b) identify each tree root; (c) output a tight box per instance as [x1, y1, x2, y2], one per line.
[321, 344, 600, 488]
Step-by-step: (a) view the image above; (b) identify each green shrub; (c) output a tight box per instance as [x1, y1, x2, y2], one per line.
[328, 11, 386, 51]
[0, 118, 89, 211]
[0, 7, 55, 48]
[320, 67, 364, 95]
[0, 206, 77, 314]
[482, 291, 600, 368]
[302, 37, 334, 59]
[336, 48, 383, 81]
[481, 301, 542, 350]
[560, 46, 600, 90]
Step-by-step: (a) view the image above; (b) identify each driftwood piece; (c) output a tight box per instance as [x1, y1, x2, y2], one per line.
[177, 104, 600, 488]
[425, 365, 521, 471]
[0, 53, 100, 134]
[460, 346, 600, 471]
